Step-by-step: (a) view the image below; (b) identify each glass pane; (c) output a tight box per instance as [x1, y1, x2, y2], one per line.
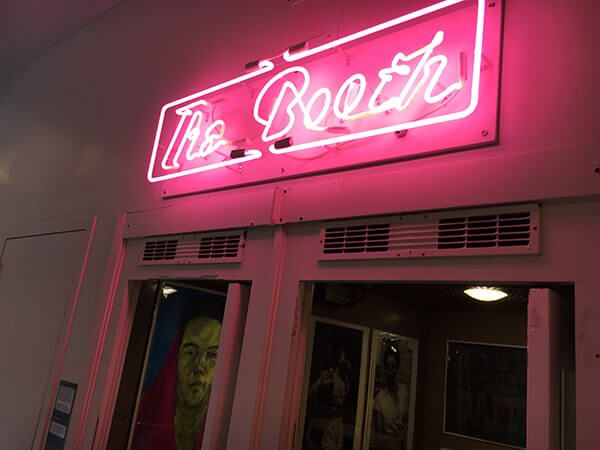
[365, 331, 418, 450]
[301, 320, 366, 450]
[130, 283, 226, 450]
[444, 341, 527, 448]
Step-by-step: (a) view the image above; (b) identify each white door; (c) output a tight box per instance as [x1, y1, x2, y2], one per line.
[0, 231, 86, 450]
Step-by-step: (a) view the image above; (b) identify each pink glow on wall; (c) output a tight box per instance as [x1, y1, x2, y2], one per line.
[147, 0, 495, 190]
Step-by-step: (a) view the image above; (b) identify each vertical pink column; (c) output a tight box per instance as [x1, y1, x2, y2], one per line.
[202, 283, 250, 450]
[527, 288, 561, 450]
[575, 206, 600, 450]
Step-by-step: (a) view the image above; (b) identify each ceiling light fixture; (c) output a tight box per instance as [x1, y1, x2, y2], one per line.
[464, 286, 508, 302]
[162, 286, 178, 296]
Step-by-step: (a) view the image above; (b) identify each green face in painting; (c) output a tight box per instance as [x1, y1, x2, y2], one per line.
[177, 317, 221, 409]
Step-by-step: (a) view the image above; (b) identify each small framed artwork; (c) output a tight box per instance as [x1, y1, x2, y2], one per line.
[296, 317, 370, 450]
[363, 331, 419, 450]
[444, 340, 527, 449]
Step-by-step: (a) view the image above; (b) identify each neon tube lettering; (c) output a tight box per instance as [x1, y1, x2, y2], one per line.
[333, 74, 367, 120]
[254, 31, 463, 151]
[368, 31, 463, 112]
[147, 0, 486, 183]
[253, 67, 331, 142]
[268, 0, 486, 155]
[161, 105, 230, 170]
[148, 61, 273, 182]
[188, 120, 227, 160]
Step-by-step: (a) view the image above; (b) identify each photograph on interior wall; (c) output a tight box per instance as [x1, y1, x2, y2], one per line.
[128, 282, 226, 450]
[444, 340, 527, 449]
[296, 317, 369, 450]
[362, 331, 419, 450]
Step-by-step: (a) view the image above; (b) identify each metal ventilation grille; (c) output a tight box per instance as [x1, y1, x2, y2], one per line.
[320, 204, 539, 260]
[142, 240, 178, 261]
[437, 212, 533, 249]
[323, 224, 391, 254]
[140, 230, 244, 265]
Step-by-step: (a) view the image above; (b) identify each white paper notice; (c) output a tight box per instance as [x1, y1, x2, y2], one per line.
[48, 421, 67, 439]
[55, 385, 75, 414]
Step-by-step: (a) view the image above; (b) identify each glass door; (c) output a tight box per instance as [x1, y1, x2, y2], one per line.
[294, 282, 538, 450]
[107, 280, 249, 450]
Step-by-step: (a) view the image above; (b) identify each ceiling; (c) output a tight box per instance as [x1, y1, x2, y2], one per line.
[0, 0, 121, 83]
[315, 282, 551, 314]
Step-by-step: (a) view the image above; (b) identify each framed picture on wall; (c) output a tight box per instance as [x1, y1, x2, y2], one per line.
[295, 317, 370, 450]
[363, 331, 419, 450]
[444, 340, 527, 449]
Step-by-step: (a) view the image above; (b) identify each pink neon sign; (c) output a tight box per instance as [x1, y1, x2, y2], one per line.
[148, 0, 494, 186]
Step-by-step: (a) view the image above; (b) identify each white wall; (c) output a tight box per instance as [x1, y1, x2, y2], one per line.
[0, 0, 599, 448]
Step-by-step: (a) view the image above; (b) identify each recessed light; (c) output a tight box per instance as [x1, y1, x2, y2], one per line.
[464, 286, 508, 302]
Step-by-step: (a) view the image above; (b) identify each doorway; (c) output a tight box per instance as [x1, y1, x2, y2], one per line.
[294, 282, 574, 450]
[106, 279, 249, 450]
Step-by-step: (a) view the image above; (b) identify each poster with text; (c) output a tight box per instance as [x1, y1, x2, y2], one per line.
[444, 341, 527, 448]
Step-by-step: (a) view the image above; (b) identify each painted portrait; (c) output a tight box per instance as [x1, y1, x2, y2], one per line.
[130, 284, 225, 450]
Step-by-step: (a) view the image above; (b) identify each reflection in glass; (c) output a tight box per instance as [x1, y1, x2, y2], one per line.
[301, 320, 367, 450]
[366, 332, 418, 450]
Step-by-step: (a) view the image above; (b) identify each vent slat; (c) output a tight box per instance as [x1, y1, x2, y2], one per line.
[389, 237, 439, 244]
[391, 243, 438, 250]
[321, 205, 538, 259]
